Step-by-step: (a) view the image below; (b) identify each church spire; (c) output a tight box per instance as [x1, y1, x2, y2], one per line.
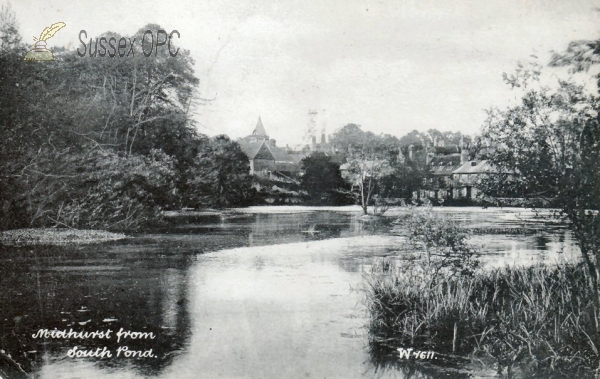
[252, 117, 268, 138]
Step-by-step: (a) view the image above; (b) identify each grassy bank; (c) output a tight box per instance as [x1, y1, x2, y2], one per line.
[365, 261, 600, 378]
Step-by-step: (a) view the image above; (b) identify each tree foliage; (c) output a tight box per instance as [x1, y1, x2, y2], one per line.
[330, 123, 401, 156]
[550, 39, 600, 87]
[343, 153, 394, 214]
[186, 136, 254, 208]
[300, 152, 349, 204]
[331, 124, 437, 212]
[398, 129, 472, 149]
[398, 207, 479, 286]
[24, 149, 177, 230]
[0, 12, 250, 230]
[378, 156, 430, 201]
[480, 50, 600, 302]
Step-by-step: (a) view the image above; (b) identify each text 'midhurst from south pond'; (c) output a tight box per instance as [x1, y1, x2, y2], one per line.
[32, 328, 157, 358]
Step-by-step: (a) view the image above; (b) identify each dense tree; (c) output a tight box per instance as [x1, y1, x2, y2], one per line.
[330, 123, 401, 156]
[378, 156, 430, 201]
[300, 152, 348, 204]
[398, 129, 471, 148]
[0, 4, 41, 229]
[331, 124, 438, 212]
[0, 12, 251, 229]
[186, 136, 254, 208]
[479, 52, 600, 304]
[330, 123, 375, 152]
[398, 130, 426, 147]
[24, 149, 177, 230]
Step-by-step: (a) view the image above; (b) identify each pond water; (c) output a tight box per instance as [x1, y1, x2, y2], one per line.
[0, 206, 581, 379]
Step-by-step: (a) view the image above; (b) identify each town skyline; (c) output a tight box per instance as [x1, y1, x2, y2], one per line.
[8, 0, 600, 146]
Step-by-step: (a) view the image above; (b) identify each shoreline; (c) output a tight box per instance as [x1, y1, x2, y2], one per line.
[1, 205, 569, 247]
[0, 228, 127, 247]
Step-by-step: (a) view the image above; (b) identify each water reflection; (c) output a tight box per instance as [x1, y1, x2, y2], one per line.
[0, 244, 193, 377]
[0, 207, 581, 378]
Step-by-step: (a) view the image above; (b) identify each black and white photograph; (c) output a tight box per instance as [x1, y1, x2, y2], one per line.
[1, 1, 600, 378]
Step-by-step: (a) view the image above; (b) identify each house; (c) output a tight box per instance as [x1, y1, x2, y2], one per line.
[452, 160, 493, 199]
[416, 139, 469, 200]
[452, 159, 514, 200]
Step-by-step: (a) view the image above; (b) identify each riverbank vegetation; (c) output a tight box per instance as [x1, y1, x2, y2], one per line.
[0, 6, 253, 232]
[365, 261, 598, 378]
[478, 40, 600, 305]
[365, 37, 600, 378]
[365, 207, 599, 378]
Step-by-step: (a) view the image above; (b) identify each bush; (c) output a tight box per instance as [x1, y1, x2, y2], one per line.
[394, 207, 480, 286]
[25, 149, 177, 231]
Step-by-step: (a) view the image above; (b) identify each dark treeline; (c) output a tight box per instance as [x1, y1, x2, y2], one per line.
[0, 6, 254, 231]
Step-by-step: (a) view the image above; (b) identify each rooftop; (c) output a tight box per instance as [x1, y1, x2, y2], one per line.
[453, 160, 497, 174]
[430, 155, 462, 175]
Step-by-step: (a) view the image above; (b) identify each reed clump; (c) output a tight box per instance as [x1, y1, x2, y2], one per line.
[365, 261, 599, 378]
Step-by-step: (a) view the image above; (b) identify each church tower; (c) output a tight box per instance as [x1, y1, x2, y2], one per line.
[251, 117, 269, 141]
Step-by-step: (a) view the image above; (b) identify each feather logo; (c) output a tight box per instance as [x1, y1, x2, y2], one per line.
[24, 22, 66, 62]
[36, 22, 67, 42]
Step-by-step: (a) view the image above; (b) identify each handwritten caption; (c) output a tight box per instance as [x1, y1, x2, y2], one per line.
[32, 328, 156, 358]
[397, 347, 437, 360]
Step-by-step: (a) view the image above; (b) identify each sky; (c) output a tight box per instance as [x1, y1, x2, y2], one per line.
[8, 0, 600, 146]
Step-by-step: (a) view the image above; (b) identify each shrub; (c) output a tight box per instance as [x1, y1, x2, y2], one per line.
[394, 207, 480, 286]
[25, 149, 177, 231]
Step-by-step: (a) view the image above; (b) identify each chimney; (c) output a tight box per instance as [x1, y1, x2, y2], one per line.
[311, 135, 317, 151]
[321, 133, 326, 145]
[461, 144, 469, 165]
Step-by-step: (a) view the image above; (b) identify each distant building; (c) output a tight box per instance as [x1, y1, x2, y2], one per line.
[452, 160, 514, 200]
[290, 131, 345, 165]
[417, 139, 468, 200]
[308, 132, 334, 154]
[237, 117, 299, 176]
[452, 160, 495, 199]
[238, 117, 348, 178]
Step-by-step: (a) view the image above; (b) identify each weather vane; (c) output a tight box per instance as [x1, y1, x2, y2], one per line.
[23, 22, 66, 62]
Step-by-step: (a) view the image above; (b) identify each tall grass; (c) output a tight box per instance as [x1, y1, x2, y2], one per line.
[364, 261, 600, 378]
